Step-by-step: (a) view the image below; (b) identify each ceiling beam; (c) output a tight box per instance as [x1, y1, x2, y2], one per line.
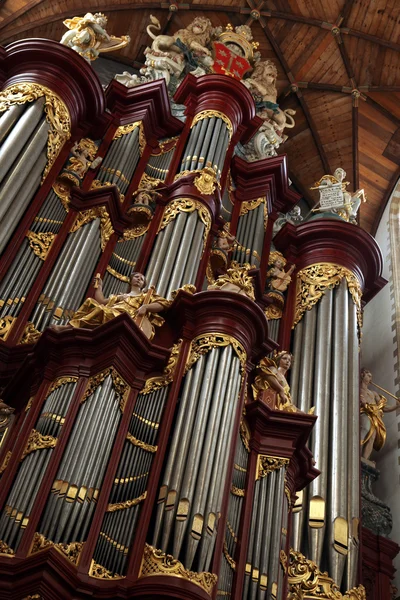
[364, 95, 400, 128]
[1, 1, 400, 54]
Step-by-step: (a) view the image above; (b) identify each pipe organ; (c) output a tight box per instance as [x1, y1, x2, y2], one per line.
[0, 32, 386, 600]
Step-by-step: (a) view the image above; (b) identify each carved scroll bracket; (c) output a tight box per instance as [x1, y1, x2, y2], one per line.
[140, 340, 183, 394]
[256, 454, 289, 480]
[185, 333, 247, 375]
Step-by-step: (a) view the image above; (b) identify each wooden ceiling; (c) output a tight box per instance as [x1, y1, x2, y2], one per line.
[0, 0, 399, 233]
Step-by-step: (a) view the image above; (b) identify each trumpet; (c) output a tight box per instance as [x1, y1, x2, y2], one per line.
[370, 380, 400, 402]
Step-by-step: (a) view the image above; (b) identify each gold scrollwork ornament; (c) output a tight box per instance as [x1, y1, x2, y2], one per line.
[240, 197, 265, 216]
[0, 539, 15, 555]
[191, 110, 233, 139]
[140, 543, 218, 595]
[82, 367, 129, 411]
[193, 167, 218, 195]
[294, 263, 362, 330]
[284, 548, 366, 599]
[256, 454, 289, 480]
[185, 333, 247, 374]
[70, 206, 114, 250]
[31, 532, 83, 565]
[19, 322, 42, 345]
[0, 316, 17, 341]
[21, 430, 57, 460]
[207, 261, 255, 300]
[159, 198, 211, 244]
[0, 83, 71, 181]
[89, 559, 123, 579]
[141, 340, 183, 394]
[26, 231, 56, 261]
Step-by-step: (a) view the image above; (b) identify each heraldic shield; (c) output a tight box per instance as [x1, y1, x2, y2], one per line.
[212, 41, 252, 79]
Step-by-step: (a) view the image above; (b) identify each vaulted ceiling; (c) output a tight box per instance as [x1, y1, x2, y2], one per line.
[1, 0, 399, 233]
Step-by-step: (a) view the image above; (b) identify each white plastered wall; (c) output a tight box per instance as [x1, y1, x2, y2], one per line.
[362, 183, 400, 589]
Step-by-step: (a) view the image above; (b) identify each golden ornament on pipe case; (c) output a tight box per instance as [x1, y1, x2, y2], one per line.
[159, 198, 211, 249]
[89, 559, 124, 579]
[256, 455, 289, 480]
[140, 340, 183, 394]
[185, 332, 247, 374]
[20, 429, 57, 460]
[81, 367, 129, 412]
[26, 231, 56, 261]
[70, 206, 114, 250]
[30, 532, 83, 565]
[190, 110, 233, 138]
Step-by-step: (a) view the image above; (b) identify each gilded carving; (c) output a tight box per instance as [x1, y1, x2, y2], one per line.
[90, 178, 125, 203]
[52, 179, 71, 210]
[240, 197, 265, 215]
[159, 198, 211, 249]
[0, 316, 17, 341]
[89, 559, 124, 579]
[256, 455, 289, 480]
[21, 429, 57, 460]
[140, 340, 183, 394]
[0, 539, 15, 555]
[294, 263, 362, 330]
[106, 265, 130, 282]
[31, 532, 83, 565]
[284, 549, 366, 599]
[231, 485, 245, 497]
[26, 231, 55, 261]
[185, 333, 247, 374]
[140, 543, 218, 595]
[223, 541, 236, 570]
[48, 376, 78, 395]
[239, 418, 250, 453]
[264, 291, 284, 320]
[113, 122, 141, 139]
[193, 167, 218, 195]
[70, 206, 114, 250]
[127, 432, 157, 453]
[19, 322, 42, 345]
[107, 491, 147, 512]
[191, 110, 233, 139]
[0, 83, 71, 180]
[0, 450, 11, 474]
[82, 367, 129, 411]
[207, 261, 255, 300]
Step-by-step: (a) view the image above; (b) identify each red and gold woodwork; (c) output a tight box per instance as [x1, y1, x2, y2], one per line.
[0, 31, 394, 600]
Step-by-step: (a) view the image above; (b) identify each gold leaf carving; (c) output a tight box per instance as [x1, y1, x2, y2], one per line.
[240, 197, 265, 215]
[52, 179, 71, 210]
[0, 539, 15, 555]
[231, 485, 245, 497]
[191, 110, 233, 139]
[70, 206, 114, 250]
[194, 167, 218, 195]
[126, 433, 157, 453]
[26, 231, 56, 260]
[223, 541, 236, 570]
[89, 559, 124, 579]
[256, 455, 289, 480]
[140, 543, 218, 595]
[294, 263, 362, 330]
[107, 491, 147, 512]
[159, 198, 211, 249]
[140, 340, 183, 394]
[0, 83, 71, 181]
[82, 367, 129, 411]
[0, 316, 16, 341]
[284, 548, 366, 599]
[90, 179, 125, 203]
[0, 450, 11, 474]
[19, 322, 42, 345]
[106, 265, 130, 282]
[48, 376, 78, 395]
[185, 333, 247, 374]
[21, 429, 57, 460]
[31, 532, 83, 565]
[113, 122, 141, 139]
[239, 418, 250, 453]
[207, 261, 255, 300]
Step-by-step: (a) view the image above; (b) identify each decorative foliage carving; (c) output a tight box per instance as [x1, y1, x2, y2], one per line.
[159, 198, 211, 249]
[191, 110, 233, 139]
[140, 340, 183, 394]
[31, 532, 83, 565]
[70, 206, 114, 250]
[223, 541, 236, 570]
[239, 417, 250, 452]
[231, 485, 245, 497]
[113, 122, 141, 139]
[240, 197, 265, 215]
[0, 316, 16, 341]
[0, 451, 12, 474]
[208, 261, 255, 300]
[256, 455, 289, 480]
[19, 322, 42, 345]
[185, 333, 247, 374]
[193, 167, 218, 195]
[294, 263, 362, 330]
[0, 83, 71, 180]
[48, 376, 78, 395]
[82, 367, 129, 411]
[0, 539, 15, 555]
[283, 549, 366, 599]
[140, 543, 218, 595]
[107, 491, 147, 512]
[127, 433, 157, 453]
[21, 429, 57, 460]
[89, 559, 123, 579]
[26, 231, 56, 260]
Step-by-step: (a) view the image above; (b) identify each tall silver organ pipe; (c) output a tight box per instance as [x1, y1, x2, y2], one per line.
[290, 276, 360, 590]
[151, 342, 243, 574]
[145, 202, 209, 298]
[102, 233, 147, 297]
[0, 189, 68, 320]
[92, 385, 170, 577]
[217, 426, 249, 598]
[0, 378, 77, 552]
[179, 114, 231, 179]
[37, 373, 123, 545]
[232, 199, 266, 267]
[97, 124, 142, 196]
[30, 219, 102, 330]
[0, 99, 50, 252]
[144, 139, 177, 182]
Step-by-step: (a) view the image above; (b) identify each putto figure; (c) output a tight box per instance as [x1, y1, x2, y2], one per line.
[360, 367, 400, 461]
[266, 251, 295, 294]
[68, 271, 169, 339]
[60, 13, 130, 62]
[252, 351, 296, 412]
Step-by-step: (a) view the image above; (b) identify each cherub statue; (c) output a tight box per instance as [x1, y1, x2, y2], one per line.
[67, 139, 99, 179]
[132, 182, 161, 206]
[60, 13, 130, 63]
[360, 368, 400, 461]
[215, 225, 236, 253]
[207, 261, 255, 299]
[266, 251, 295, 294]
[273, 205, 303, 236]
[67, 271, 170, 340]
[252, 351, 297, 412]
